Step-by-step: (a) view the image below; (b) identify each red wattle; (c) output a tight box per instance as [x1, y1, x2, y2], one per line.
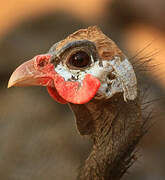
[53, 74, 100, 104]
[47, 86, 67, 104]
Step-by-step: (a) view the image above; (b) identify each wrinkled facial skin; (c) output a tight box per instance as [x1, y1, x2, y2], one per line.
[8, 39, 137, 104]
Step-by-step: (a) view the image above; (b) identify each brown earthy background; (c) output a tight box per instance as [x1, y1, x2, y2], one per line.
[1, 0, 165, 179]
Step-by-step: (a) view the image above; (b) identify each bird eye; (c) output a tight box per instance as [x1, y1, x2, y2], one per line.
[67, 51, 91, 68]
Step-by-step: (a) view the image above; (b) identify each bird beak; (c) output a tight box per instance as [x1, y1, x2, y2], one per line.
[8, 58, 47, 88]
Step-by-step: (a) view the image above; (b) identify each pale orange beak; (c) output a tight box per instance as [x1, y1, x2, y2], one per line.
[8, 59, 45, 88]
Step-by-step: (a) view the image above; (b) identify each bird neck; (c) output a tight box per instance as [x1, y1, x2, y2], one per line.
[74, 94, 143, 180]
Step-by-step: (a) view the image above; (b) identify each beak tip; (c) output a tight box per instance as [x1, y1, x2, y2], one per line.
[7, 78, 14, 88]
[7, 73, 15, 88]
[7, 83, 12, 88]
[7, 59, 35, 88]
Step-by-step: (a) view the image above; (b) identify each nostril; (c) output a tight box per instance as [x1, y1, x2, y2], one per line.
[35, 55, 51, 68]
[38, 60, 47, 67]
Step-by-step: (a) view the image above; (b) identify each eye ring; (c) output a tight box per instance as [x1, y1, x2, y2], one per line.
[66, 50, 91, 69]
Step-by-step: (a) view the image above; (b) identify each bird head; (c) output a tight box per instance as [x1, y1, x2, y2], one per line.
[8, 26, 137, 105]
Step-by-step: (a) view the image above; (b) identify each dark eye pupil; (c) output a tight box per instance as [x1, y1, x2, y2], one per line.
[68, 51, 90, 68]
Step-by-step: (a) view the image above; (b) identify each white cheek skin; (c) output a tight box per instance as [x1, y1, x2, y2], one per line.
[54, 60, 110, 82]
[54, 56, 137, 102]
[55, 63, 73, 80]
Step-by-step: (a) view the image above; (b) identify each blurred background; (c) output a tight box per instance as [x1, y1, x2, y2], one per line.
[1, 0, 165, 179]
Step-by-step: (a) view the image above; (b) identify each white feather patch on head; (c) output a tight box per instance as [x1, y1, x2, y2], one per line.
[54, 56, 137, 102]
[108, 56, 137, 101]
